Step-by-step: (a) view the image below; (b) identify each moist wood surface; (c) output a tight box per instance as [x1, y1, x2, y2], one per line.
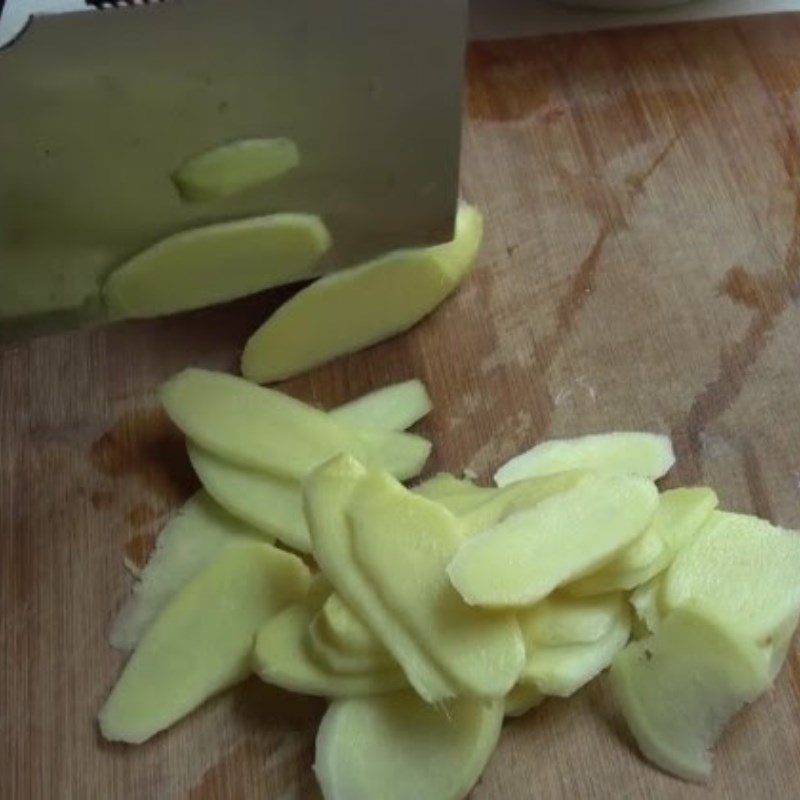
[2, 14, 800, 799]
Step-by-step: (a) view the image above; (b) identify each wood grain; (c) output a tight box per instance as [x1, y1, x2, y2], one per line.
[3, 14, 800, 799]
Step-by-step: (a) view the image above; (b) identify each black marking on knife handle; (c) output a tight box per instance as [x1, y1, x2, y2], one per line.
[85, 0, 166, 8]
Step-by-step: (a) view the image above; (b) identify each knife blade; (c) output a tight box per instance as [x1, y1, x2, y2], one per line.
[0, 0, 468, 340]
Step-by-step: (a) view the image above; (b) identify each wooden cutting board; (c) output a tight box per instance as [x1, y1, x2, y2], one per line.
[2, 13, 800, 799]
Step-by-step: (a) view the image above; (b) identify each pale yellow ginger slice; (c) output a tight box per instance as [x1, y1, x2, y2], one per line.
[104, 214, 330, 318]
[316, 593, 387, 659]
[415, 474, 503, 523]
[504, 684, 545, 718]
[662, 510, 800, 644]
[329, 379, 432, 431]
[519, 602, 631, 697]
[567, 529, 665, 596]
[186, 381, 432, 552]
[308, 594, 395, 675]
[567, 487, 717, 597]
[162, 368, 359, 478]
[162, 369, 430, 484]
[630, 578, 664, 636]
[517, 592, 625, 647]
[603, 528, 666, 573]
[417, 472, 588, 538]
[110, 491, 266, 651]
[494, 432, 675, 487]
[308, 617, 396, 676]
[188, 445, 309, 551]
[305, 455, 456, 702]
[241, 201, 483, 383]
[347, 470, 525, 699]
[354, 427, 432, 482]
[253, 582, 405, 697]
[627, 490, 721, 636]
[454, 471, 588, 538]
[172, 138, 299, 202]
[314, 692, 503, 800]
[414, 473, 487, 506]
[189, 429, 429, 554]
[99, 543, 310, 743]
[447, 474, 658, 608]
[610, 603, 770, 782]
[656, 488, 720, 556]
[610, 502, 720, 637]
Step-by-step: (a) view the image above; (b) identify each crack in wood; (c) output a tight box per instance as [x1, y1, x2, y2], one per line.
[741, 437, 774, 521]
[671, 113, 800, 484]
[625, 135, 680, 197]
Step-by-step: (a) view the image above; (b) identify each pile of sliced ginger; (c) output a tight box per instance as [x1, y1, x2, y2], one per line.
[100, 369, 800, 799]
[95, 174, 800, 796]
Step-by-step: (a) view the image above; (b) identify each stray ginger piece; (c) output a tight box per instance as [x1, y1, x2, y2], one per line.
[494, 432, 675, 487]
[99, 543, 309, 743]
[172, 137, 299, 202]
[315, 691, 503, 800]
[611, 603, 770, 782]
[104, 214, 330, 318]
[241, 201, 483, 383]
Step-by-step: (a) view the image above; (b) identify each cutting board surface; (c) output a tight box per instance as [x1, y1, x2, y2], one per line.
[2, 15, 800, 799]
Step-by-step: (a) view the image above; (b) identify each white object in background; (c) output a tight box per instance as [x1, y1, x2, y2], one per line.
[0, 0, 89, 48]
[470, 0, 800, 40]
[556, 0, 695, 9]
[7, 0, 797, 49]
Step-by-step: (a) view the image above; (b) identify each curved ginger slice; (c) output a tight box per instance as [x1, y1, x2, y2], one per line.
[308, 594, 395, 674]
[316, 594, 387, 660]
[253, 587, 405, 697]
[99, 543, 310, 743]
[520, 603, 631, 697]
[630, 578, 664, 636]
[188, 445, 310, 551]
[308, 620, 396, 676]
[416, 471, 588, 539]
[504, 683, 545, 717]
[314, 692, 503, 800]
[347, 471, 525, 699]
[610, 603, 770, 782]
[354, 427, 432, 482]
[494, 432, 674, 487]
[184, 378, 432, 553]
[188, 427, 431, 554]
[172, 138, 299, 202]
[447, 474, 658, 608]
[567, 487, 717, 597]
[241, 201, 483, 383]
[305, 455, 456, 702]
[110, 490, 267, 651]
[662, 511, 800, 644]
[517, 592, 625, 648]
[104, 213, 330, 318]
[330, 379, 432, 432]
[566, 529, 665, 597]
[454, 471, 587, 539]
[414, 473, 486, 503]
[161, 368, 360, 479]
[165, 369, 430, 486]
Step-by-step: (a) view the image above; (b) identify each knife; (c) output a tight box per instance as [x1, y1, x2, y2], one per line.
[0, 0, 468, 340]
